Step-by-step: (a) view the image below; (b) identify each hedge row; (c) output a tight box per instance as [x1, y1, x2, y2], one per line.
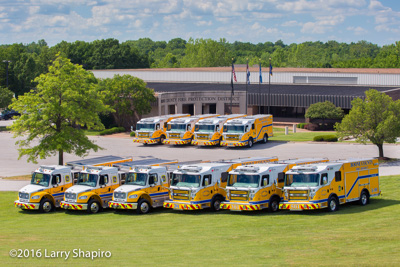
[297, 123, 308, 129]
[99, 127, 126, 136]
[313, 135, 338, 142]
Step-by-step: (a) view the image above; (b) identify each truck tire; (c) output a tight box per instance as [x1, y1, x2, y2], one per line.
[359, 190, 369, 206]
[268, 196, 280, 212]
[248, 137, 254, 148]
[137, 199, 151, 214]
[87, 199, 101, 214]
[39, 198, 54, 213]
[159, 135, 165, 144]
[262, 134, 268, 143]
[210, 196, 223, 211]
[327, 196, 339, 212]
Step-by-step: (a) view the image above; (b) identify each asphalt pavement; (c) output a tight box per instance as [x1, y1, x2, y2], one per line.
[1, 127, 399, 191]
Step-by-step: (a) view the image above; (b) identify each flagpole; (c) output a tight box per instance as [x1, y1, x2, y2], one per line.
[259, 59, 261, 114]
[231, 58, 234, 114]
[246, 58, 248, 114]
[268, 58, 271, 114]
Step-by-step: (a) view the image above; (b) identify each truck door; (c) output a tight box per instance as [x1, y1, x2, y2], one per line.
[98, 174, 112, 206]
[50, 174, 64, 206]
[199, 174, 213, 205]
[148, 173, 165, 207]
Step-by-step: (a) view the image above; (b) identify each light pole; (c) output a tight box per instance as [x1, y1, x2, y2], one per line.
[268, 58, 271, 114]
[2, 60, 11, 88]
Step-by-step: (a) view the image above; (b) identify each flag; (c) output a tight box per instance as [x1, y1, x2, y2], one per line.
[259, 63, 262, 83]
[246, 62, 250, 84]
[269, 63, 273, 76]
[231, 63, 236, 95]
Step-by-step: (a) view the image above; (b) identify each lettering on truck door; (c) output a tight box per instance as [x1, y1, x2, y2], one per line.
[97, 175, 112, 206]
[148, 174, 164, 207]
[50, 174, 64, 205]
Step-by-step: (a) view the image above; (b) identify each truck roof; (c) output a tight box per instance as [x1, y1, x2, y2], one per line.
[215, 156, 278, 164]
[35, 165, 72, 173]
[65, 155, 131, 166]
[137, 114, 189, 123]
[224, 114, 272, 125]
[114, 158, 177, 168]
[176, 162, 232, 173]
[168, 114, 218, 124]
[232, 163, 287, 173]
[278, 158, 328, 164]
[196, 114, 246, 125]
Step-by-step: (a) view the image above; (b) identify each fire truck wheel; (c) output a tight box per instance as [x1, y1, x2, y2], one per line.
[211, 196, 223, 211]
[87, 199, 101, 214]
[137, 199, 151, 214]
[268, 197, 280, 212]
[248, 138, 254, 148]
[327, 196, 339, 212]
[262, 134, 268, 143]
[159, 135, 165, 144]
[39, 198, 54, 213]
[359, 190, 369, 206]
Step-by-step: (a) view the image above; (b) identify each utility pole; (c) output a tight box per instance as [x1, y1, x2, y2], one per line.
[268, 58, 271, 114]
[2, 60, 11, 88]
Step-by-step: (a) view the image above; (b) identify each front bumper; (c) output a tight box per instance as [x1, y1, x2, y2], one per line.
[133, 138, 159, 144]
[220, 141, 247, 147]
[163, 139, 191, 145]
[220, 201, 263, 211]
[192, 140, 219, 146]
[108, 201, 137, 210]
[163, 200, 203, 210]
[14, 200, 40, 210]
[60, 201, 88, 210]
[279, 202, 321, 210]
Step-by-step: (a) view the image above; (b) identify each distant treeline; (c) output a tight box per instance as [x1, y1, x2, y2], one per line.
[0, 38, 399, 96]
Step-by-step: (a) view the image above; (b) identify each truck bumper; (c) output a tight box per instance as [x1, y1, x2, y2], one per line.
[133, 138, 159, 144]
[220, 201, 264, 211]
[279, 202, 321, 210]
[192, 140, 219, 146]
[163, 139, 191, 145]
[108, 201, 137, 210]
[14, 200, 40, 210]
[220, 141, 247, 147]
[163, 200, 203, 210]
[60, 201, 88, 210]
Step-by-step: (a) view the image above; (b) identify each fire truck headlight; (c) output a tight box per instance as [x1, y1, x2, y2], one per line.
[79, 195, 88, 200]
[191, 190, 198, 199]
[249, 190, 256, 200]
[129, 194, 138, 199]
[284, 190, 289, 199]
[31, 195, 40, 200]
[309, 190, 316, 199]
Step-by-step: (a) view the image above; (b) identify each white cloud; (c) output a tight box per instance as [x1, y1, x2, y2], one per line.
[347, 26, 367, 35]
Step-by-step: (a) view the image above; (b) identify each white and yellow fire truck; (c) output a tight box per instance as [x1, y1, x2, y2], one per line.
[220, 158, 328, 212]
[163, 114, 219, 145]
[108, 159, 180, 214]
[163, 157, 278, 211]
[14, 155, 132, 213]
[221, 114, 273, 148]
[279, 158, 380, 212]
[192, 114, 246, 146]
[133, 114, 189, 145]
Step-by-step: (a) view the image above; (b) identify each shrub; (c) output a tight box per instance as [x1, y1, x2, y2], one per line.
[297, 123, 308, 129]
[130, 131, 135, 137]
[304, 123, 319, 131]
[99, 127, 126, 136]
[313, 135, 338, 142]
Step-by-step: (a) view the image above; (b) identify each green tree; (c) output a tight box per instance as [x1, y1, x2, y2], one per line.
[181, 38, 231, 67]
[335, 89, 400, 158]
[0, 86, 13, 108]
[98, 74, 156, 129]
[9, 55, 111, 165]
[305, 101, 344, 120]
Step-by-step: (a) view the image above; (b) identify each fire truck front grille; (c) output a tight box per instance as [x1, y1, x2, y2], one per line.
[137, 132, 149, 138]
[114, 192, 126, 200]
[19, 192, 29, 200]
[289, 190, 309, 201]
[225, 135, 239, 141]
[230, 190, 248, 201]
[169, 133, 181, 139]
[196, 134, 209, 140]
[173, 190, 189, 200]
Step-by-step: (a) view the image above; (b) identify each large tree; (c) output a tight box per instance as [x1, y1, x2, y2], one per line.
[98, 74, 156, 129]
[335, 89, 400, 158]
[10, 55, 111, 165]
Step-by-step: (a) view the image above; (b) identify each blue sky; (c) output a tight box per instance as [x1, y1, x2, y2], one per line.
[0, 0, 399, 46]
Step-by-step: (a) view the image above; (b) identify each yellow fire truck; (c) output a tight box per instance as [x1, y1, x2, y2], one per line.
[163, 157, 278, 211]
[163, 114, 219, 145]
[221, 114, 273, 148]
[220, 158, 328, 212]
[192, 114, 246, 146]
[133, 114, 189, 145]
[279, 158, 380, 212]
[14, 156, 132, 213]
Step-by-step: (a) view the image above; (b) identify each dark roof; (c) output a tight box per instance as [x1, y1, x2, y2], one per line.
[147, 82, 398, 97]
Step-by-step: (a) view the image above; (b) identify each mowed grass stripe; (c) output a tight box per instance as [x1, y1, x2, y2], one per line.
[1, 175, 399, 266]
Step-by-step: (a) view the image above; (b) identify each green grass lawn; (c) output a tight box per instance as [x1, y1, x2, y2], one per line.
[1, 176, 399, 266]
[271, 127, 337, 142]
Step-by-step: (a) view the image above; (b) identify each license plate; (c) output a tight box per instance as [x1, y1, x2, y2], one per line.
[174, 204, 179, 209]
[291, 204, 301, 210]
[231, 204, 240, 210]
